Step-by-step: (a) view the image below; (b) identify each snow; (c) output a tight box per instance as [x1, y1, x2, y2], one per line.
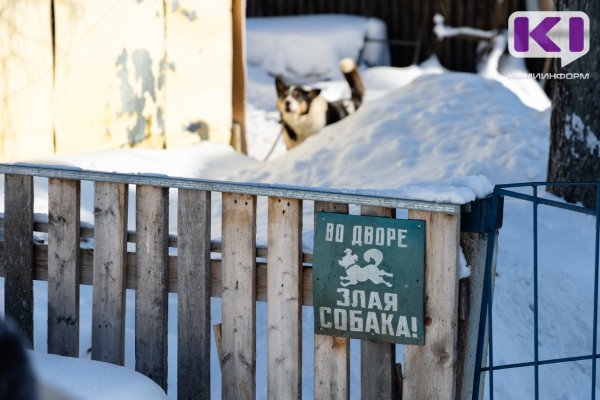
[247, 15, 390, 82]
[433, 13, 497, 40]
[564, 113, 600, 155]
[30, 351, 168, 400]
[2, 13, 596, 400]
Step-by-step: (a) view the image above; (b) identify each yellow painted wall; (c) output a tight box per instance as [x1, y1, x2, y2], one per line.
[165, 0, 233, 147]
[0, 0, 233, 162]
[0, 0, 54, 161]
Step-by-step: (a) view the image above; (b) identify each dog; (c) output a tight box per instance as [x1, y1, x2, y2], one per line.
[275, 58, 366, 149]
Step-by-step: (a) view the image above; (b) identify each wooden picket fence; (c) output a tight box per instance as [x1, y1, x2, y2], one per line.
[0, 163, 494, 399]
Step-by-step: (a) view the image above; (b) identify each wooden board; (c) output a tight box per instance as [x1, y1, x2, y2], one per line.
[91, 182, 128, 365]
[135, 185, 169, 390]
[47, 178, 81, 357]
[313, 201, 350, 400]
[3, 175, 34, 345]
[165, 0, 232, 146]
[53, 0, 166, 152]
[221, 193, 256, 400]
[267, 197, 302, 399]
[231, 0, 247, 153]
[457, 230, 499, 400]
[0, 0, 54, 161]
[0, 242, 317, 304]
[403, 210, 460, 400]
[359, 205, 399, 399]
[177, 189, 211, 399]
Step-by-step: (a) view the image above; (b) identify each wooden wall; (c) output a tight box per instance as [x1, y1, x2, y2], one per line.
[0, 0, 232, 162]
[246, 0, 520, 71]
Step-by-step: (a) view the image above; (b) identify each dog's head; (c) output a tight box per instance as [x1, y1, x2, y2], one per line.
[276, 77, 321, 116]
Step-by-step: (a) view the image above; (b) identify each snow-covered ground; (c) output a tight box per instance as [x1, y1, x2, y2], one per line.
[1, 14, 597, 400]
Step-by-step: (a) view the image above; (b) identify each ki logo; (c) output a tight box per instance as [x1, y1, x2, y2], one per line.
[508, 11, 590, 67]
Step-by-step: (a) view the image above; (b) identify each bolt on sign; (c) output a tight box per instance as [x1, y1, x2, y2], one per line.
[312, 212, 425, 345]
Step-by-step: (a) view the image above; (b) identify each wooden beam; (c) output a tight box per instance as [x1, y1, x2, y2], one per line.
[177, 189, 212, 399]
[221, 193, 256, 399]
[92, 182, 128, 365]
[3, 175, 34, 345]
[313, 201, 350, 400]
[403, 210, 460, 400]
[267, 197, 302, 399]
[457, 230, 499, 400]
[135, 186, 169, 390]
[360, 205, 399, 400]
[0, 243, 316, 304]
[1, 218, 314, 264]
[47, 178, 81, 357]
[231, 0, 248, 154]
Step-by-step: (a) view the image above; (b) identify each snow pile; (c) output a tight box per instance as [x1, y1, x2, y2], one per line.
[237, 71, 549, 202]
[30, 351, 167, 400]
[247, 15, 390, 82]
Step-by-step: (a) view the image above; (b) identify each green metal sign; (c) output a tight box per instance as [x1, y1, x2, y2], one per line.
[313, 212, 426, 345]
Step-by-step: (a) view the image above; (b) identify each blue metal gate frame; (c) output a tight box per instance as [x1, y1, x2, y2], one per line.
[472, 182, 600, 400]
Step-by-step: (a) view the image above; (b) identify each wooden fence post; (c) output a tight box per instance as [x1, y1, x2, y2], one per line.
[4, 175, 34, 346]
[267, 197, 303, 400]
[314, 201, 350, 400]
[48, 178, 81, 357]
[135, 185, 169, 390]
[222, 193, 257, 400]
[177, 189, 212, 399]
[456, 229, 499, 400]
[360, 206, 399, 400]
[403, 210, 460, 400]
[231, 0, 248, 154]
[91, 182, 128, 365]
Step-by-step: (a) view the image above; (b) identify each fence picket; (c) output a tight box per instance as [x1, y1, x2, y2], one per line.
[314, 201, 350, 400]
[47, 178, 81, 357]
[177, 189, 212, 399]
[91, 182, 128, 365]
[403, 210, 460, 399]
[222, 193, 257, 400]
[360, 205, 399, 399]
[267, 197, 302, 400]
[135, 185, 169, 390]
[4, 175, 34, 345]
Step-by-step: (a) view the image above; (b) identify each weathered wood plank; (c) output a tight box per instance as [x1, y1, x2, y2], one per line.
[0, 243, 317, 304]
[360, 205, 398, 400]
[403, 210, 460, 400]
[177, 189, 211, 399]
[267, 197, 302, 400]
[91, 182, 128, 365]
[314, 201, 350, 400]
[221, 193, 257, 400]
[135, 185, 169, 390]
[47, 178, 81, 357]
[457, 230, 499, 400]
[4, 175, 34, 345]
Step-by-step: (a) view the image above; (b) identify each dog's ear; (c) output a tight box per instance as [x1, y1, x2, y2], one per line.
[275, 77, 287, 97]
[308, 89, 321, 100]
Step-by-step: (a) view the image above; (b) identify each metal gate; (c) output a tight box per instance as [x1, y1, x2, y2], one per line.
[473, 182, 600, 400]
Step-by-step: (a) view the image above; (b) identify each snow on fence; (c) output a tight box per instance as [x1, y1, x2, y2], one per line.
[0, 163, 496, 400]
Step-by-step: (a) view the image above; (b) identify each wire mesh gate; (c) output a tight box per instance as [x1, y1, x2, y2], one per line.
[473, 182, 600, 400]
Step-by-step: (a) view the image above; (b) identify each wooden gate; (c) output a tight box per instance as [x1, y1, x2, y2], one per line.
[0, 163, 494, 399]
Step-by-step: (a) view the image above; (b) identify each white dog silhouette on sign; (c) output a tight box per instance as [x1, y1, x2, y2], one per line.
[338, 248, 394, 287]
